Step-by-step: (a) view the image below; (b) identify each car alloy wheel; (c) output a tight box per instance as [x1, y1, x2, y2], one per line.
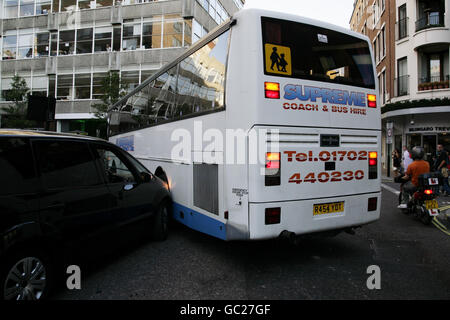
[161, 206, 169, 234]
[3, 257, 47, 300]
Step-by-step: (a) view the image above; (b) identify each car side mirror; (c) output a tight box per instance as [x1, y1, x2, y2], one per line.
[141, 172, 153, 183]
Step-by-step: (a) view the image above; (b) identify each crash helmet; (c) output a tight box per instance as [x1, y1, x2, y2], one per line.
[410, 146, 425, 160]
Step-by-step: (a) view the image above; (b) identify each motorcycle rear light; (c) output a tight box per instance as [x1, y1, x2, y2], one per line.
[265, 152, 281, 186]
[265, 82, 280, 99]
[368, 197, 377, 211]
[424, 189, 433, 195]
[265, 207, 281, 225]
[368, 151, 377, 179]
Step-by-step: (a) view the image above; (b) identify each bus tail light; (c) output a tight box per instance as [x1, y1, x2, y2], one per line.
[369, 151, 377, 179]
[265, 152, 281, 186]
[265, 207, 281, 225]
[368, 197, 377, 211]
[265, 82, 280, 99]
[367, 94, 377, 108]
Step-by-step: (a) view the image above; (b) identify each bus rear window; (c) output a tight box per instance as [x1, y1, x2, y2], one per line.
[262, 17, 375, 89]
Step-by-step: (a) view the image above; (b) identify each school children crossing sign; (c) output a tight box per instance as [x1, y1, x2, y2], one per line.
[264, 43, 292, 76]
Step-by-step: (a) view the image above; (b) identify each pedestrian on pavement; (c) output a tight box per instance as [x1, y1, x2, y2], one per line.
[402, 146, 413, 174]
[393, 148, 401, 176]
[434, 144, 450, 196]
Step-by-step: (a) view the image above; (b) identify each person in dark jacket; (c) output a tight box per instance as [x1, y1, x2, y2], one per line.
[393, 148, 401, 176]
[434, 144, 450, 196]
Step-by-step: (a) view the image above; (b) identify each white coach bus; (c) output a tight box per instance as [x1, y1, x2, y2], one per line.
[107, 8, 381, 241]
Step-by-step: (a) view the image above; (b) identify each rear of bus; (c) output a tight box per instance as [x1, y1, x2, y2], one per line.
[227, 9, 381, 240]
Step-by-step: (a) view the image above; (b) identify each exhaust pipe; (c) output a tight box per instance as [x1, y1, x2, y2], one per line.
[280, 230, 297, 243]
[345, 227, 359, 235]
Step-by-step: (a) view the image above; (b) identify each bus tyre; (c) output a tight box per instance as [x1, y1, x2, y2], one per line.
[1, 249, 53, 300]
[151, 203, 170, 241]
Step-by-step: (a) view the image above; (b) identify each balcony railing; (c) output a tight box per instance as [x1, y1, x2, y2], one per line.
[415, 12, 445, 32]
[395, 75, 410, 97]
[396, 18, 409, 40]
[418, 75, 450, 91]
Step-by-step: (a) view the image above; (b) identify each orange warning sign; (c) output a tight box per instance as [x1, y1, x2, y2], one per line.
[265, 43, 292, 76]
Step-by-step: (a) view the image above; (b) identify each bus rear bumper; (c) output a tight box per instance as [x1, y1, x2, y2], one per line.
[248, 192, 381, 240]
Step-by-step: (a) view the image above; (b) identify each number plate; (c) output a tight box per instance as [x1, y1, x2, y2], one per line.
[313, 202, 344, 216]
[425, 200, 438, 210]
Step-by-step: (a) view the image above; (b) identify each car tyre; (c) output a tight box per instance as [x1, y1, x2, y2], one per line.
[1, 250, 53, 300]
[151, 202, 170, 241]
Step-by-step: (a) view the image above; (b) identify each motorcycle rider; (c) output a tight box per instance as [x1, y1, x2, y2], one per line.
[398, 146, 430, 209]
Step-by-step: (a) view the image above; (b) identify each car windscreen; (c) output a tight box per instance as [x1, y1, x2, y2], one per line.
[262, 17, 376, 89]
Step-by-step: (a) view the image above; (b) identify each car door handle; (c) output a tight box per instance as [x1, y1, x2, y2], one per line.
[45, 203, 65, 210]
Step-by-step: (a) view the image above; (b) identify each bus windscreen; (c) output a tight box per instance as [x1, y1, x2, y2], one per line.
[262, 17, 376, 89]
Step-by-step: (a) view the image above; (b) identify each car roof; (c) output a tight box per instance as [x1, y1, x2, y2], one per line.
[0, 129, 106, 142]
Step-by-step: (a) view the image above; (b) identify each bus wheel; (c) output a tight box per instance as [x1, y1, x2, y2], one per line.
[151, 202, 170, 241]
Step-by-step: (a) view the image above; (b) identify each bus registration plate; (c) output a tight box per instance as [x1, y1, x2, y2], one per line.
[313, 202, 344, 216]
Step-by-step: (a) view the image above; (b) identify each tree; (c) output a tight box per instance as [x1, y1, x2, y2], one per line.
[93, 71, 128, 119]
[1, 74, 36, 128]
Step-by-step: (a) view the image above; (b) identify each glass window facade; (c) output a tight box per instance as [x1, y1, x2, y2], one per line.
[196, 0, 230, 25]
[74, 73, 91, 99]
[94, 27, 112, 52]
[76, 28, 93, 54]
[1, 0, 216, 18]
[111, 29, 230, 135]
[2, 15, 189, 60]
[57, 74, 73, 100]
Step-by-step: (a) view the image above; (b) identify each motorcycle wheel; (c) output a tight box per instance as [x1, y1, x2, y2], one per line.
[419, 206, 432, 225]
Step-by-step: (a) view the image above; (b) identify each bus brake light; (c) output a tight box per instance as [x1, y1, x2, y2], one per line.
[265, 82, 280, 99]
[367, 94, 377, 108]
[265, 152, 281, 186]
[265, 207, 281, 225]
[368, 197, 377, 211]
[266, 152, 280, 161]
[369, 151, 377, 179]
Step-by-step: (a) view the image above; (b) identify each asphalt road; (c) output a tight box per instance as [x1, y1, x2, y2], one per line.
[52, 189, 450, 300]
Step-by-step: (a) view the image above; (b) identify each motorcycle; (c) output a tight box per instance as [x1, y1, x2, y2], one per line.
[397, 173, 441, 225]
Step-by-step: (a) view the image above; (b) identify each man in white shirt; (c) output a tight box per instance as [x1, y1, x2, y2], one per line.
[403, 146, 413, 173]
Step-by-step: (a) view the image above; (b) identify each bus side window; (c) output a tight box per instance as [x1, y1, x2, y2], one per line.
[176, 30, 229, 116]
[146, 66, 178, 123]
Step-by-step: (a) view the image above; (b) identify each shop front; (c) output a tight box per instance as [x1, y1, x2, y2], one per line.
[381, 106, 450, 175]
